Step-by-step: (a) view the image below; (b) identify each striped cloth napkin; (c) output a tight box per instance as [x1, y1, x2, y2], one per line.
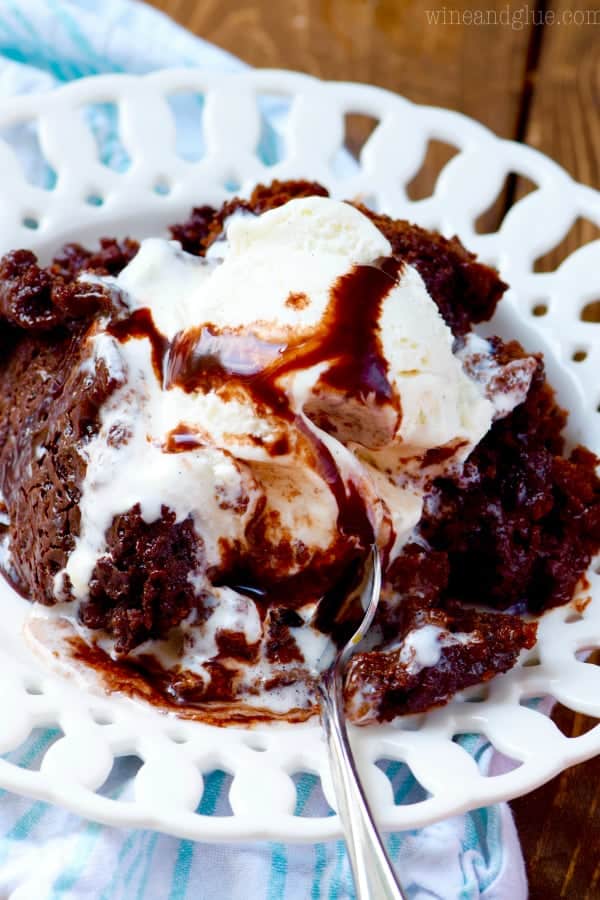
[0, 2, 528, 897]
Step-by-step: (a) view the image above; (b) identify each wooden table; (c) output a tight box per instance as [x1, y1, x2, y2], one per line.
[148, 2, 599, 895]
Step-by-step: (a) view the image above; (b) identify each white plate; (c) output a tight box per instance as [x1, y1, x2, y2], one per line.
[0, 68, 598, 843]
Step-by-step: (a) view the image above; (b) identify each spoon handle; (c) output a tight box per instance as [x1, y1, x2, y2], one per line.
[318, 670, 408, 900]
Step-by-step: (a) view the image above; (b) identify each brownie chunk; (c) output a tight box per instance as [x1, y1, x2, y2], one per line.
[420, 356, 600, 614]
[82, 505, 204, 653]
[0, 330, 119, 601]
[0, 238, 138, 337]
[345, 603, 537, 721]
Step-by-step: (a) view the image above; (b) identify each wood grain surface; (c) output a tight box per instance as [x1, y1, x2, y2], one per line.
[148, 1, 599, 895]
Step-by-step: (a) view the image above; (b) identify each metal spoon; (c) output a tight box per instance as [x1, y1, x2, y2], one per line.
[315, 546, 408, 900]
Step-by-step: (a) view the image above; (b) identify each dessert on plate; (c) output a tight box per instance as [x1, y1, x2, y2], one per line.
[0, 180, 598, 724]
